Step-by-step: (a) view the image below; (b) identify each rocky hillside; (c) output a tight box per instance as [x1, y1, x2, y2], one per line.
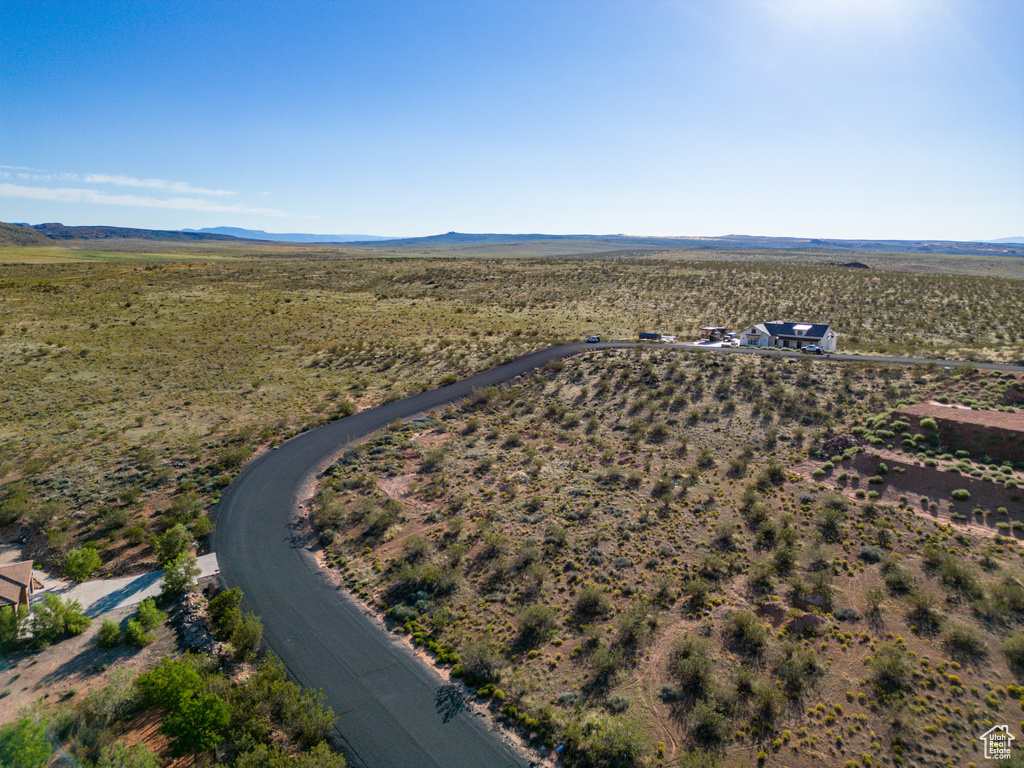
[0, 222, 54, 246]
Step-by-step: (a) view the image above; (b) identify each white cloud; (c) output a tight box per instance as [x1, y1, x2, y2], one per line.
[0, 183, 305, 218]
[15, 172, 78, 183]
[0, 164, 48, 173]
[82, 173, 236, 197]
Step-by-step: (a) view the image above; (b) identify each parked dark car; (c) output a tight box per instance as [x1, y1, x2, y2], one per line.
[585, 335, 600, 343]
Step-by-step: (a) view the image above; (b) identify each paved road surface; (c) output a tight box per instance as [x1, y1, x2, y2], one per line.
[214, 341, 1024, 768]
[213, 344, 587, 768]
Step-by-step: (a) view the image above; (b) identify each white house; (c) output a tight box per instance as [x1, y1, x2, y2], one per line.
[738, 321, 838, 352]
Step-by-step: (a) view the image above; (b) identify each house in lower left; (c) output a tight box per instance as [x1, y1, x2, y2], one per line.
[0, 560, 34, 611]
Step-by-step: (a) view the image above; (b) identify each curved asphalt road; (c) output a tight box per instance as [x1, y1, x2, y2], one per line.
[214, 341, 1024, 768]
[214, 343, 593, 768]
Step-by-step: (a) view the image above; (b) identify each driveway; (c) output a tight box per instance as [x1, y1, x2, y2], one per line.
[31, 552, 220, 618]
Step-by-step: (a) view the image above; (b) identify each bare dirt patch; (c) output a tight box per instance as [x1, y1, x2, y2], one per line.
[798, 450, 1024, 539]
[0, 606, 175, 725]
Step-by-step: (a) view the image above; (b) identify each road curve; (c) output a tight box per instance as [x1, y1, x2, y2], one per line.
[213, 343, 594, 768]
[213, 341, 1024, 768]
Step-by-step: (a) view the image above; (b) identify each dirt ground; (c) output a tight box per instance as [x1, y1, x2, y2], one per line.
[0, 605, 176, 726]
[796, 447, 1024, 538]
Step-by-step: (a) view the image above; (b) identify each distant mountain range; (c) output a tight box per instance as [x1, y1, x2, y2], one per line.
[183, 227, 390, 243]
[19, 222, 241, 242]
[346, 231, 1024, 257]
[2, 221, 1023, 258]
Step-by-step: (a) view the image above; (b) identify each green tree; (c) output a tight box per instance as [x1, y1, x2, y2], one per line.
[136, 657, 205, 708]
[63, 546, 102, 581]
[231, 611, 263, 660]
[152, 523, 192, 567]
[161, 551, 201, 599]
[31, 594, 90, 649]
[0, 604, 28, 652]
[161, 691, 231, 759]
[208, 588, 243, 639]
[0, 716, 52, 768]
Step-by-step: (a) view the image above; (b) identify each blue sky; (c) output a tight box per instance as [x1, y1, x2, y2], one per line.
[2, 0, 1021, 240]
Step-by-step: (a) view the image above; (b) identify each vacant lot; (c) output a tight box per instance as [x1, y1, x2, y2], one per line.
[1, 253, 1023, 581]
[313, 348, 1024, 767]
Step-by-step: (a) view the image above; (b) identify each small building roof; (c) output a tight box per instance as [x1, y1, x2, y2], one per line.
[0, 560, 33, 607]
[763, 321, 832, 340]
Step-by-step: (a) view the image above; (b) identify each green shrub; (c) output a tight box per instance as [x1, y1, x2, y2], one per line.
[231, 612, 263, 660]
[1003, 636, 1024, 669]
[160, 551, 201, 599]
[208, 588, 243, 639]
[951, 489, 971, 501]
[151, 524, 193, 567]
[860, 545, 884, 563]
[0, 716, 52, 768]
[0, 604, 28, 652]
[775, 641, 822, 697]
[906, 591, 943, 632]
[944, 624, 987, 661]
[96, 742, 160, 768]
[31, 594, 90, 649]
[135, 598, 165, 631]
[458, 638, 502, 686]
[64, 547, 102, 582]
[98, 619, 121, 647]
[573, 584, 612, 619]
[617, 598, 654, 647]
[517, 605, 558, 647]
[870, 642, 912, 693]
[669, 636, 714, 697]
[124, 618, 154, 648]
[689, 701, 730, 747]
[724, 610, 768, 655]
[136, 657, 205, 708]
[920, 417, 937, 430]
[752, 683, 783, 728]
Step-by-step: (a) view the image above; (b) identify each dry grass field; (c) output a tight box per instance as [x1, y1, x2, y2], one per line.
[1, 250, 1022, 576]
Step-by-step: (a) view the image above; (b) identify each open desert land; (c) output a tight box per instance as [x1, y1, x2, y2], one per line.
[2, 245, 1024, 767]
[310, 346, 1024, 768]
